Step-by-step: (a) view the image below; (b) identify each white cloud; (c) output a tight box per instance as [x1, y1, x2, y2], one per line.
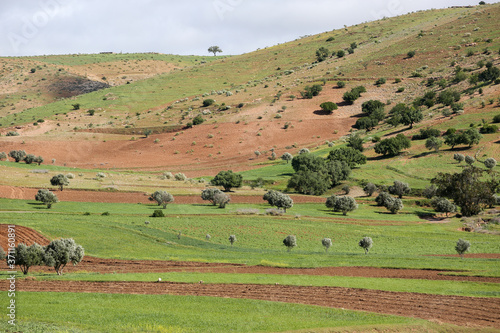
[0, 0, 482, 57]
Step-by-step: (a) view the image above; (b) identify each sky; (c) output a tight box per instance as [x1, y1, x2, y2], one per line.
[0, 0, 486, 57]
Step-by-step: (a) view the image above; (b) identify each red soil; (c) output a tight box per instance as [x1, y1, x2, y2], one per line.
[7, 280, 500, 329]
[0, 185, 325, 204]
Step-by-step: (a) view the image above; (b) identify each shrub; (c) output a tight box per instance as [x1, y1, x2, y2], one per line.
[35, 189, 58, 208]
[493, 114, 500, 123]
[407, 50, 416, 58]
[192, 115, 205, 125]
[431, 197, 457, 216]
[281, 152, 293, 164]
[375, 78, 386, 86]
[316, 47, 330, 62]
[412, 128, 441, 140]
[354, 117, 378, 131]
[455, 239, 470, 258]
[422, 185, 438, 199]
[202, 99, 215, 107]
[0, 152, 7, 161]
[337, 81, 346, 88]
[50, 174, 69, 191]
[425, 137, 443, 152]
[174, 173, 187, 181]
[263, 190, 293, 212]
[322, 238, 333, 253]
[301, 84, 323, 99]
[6, 131, 19, 136]
[88, 109, 95, 116]
[484, 158, 497, 170]
[265, 208, 285, 216]
[358, 237, 373, 254]
[72, 103, 80, 110]
[337, 50, 345, 58]
[453, 153, 465, 163]
[465, 155, 475, 165]
[283, 235, 297, 252]
[319, 102, 338, 113]
[342, 184, 350, 195]
[151, 210, 165, 217]
[480, 124, 498, 134]
[229, 235, 237, 246]
[9, 150, 26, 162]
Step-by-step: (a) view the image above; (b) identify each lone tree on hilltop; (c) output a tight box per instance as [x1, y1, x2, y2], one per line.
[322, 238, 332, 253]
[35, 189, 59, 209]
[283, 235, 297, 252]
[50, 174, 69, 191]
[150, 191, 174, 209]
[211, 170, 242, 192]
[201, 188, 223, 205]
[13, 243, 45, 275]
[44, 238, 84, 275]
[208, 46, 222, 56]
[358, 237, 373, 254]
[455, 239, 470, 259]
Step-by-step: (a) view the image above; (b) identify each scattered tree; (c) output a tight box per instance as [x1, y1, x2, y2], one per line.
[50, 174, 69, 191]
[407, 50, 416, 58]
[322, 238, 332, 253]
[9, 150, 26, 163]
[44, 238, 84, 275]
[208, 46, 222, 56]
[335, 196, 358, 215]
[281, 152, 293, 164]
[316, 47, 330, 62]
[374, 134, 411, 156]
[211, 170, 242, 192]
[263, 190, 293, 212]
[375, 191, 392, 206]
[363, 183, 377, 196]
[422, 185, 438, 199]
[465, 156, 475, 165]
[431, 197, 457, 217]
[358, 237, 373, 254]
[143, 129, 152, 138]
[0, 152, 7, 161]
[327, 147, 366, 168]
[13, 243, 45, 274]
[455, 239, 470, 258]
[228, 235, 236, 246]
[150, 191, 174, 209]
[201, 188, 223, 205]
[346, 133, 364, 152]
[283, 235, 297, 252]
[202, 99, 215, 107]
[342, 185, 350, 195]
[214, 192, 230, 208]
[425, 137, 443, 152]
[301, 84, 323, 99]
[388, 180, 411, 199]
[453, 153, 465, 163]
[385, 197, 404, 214]
[35, 189, 58, 208]
[319, 102, 338, 114]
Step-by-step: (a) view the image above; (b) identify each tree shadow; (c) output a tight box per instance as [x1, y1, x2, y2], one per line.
[384, 127, 410, 137]
[367, 154, 396, 161]
[278, 173, 294, 177]
[313, 109, 333, 116]
[411, 151, 434, 159]
[336, 101, 353, 107]
[350, 112, 365, 119]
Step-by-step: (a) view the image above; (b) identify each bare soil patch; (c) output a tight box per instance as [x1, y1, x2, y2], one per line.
[7, 280, 500, 329]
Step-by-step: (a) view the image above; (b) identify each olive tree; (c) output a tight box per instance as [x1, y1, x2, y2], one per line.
[283, 235, 297, 252]
[431, 197, 457, 216]
[0, 152, 7, 161]
[384, 197, 404, 214]
[334, 196, 358, 215]
[281, 152, 293, 164]
[388, 180, 410, 199]
[201, 188, 223, 205]
[263, 190, 293, 212]
[465, 155, 475, 165]
[9, 150, 26, 163]
[375, 192, 392, 206]
[228, 235, 236, 246]
[50, 174, 69, 191]
[358, 237, 373, 254]
[363, 183, 377, 196]
[44, 238, 84, 275]
[214, 192, 230, 208]
[35, 189, 59, 208]
[322, 238, 332, 253]
[150, 191, 174, 209]
[453, 153, 465, 163]
[13, 243, 45, 274]
[455, 239, 470, 258]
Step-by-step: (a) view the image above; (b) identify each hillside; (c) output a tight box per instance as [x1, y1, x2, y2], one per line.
[0, 3, 498, 182]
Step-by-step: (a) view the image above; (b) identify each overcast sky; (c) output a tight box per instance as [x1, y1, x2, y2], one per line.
[0, 0, 485, 57]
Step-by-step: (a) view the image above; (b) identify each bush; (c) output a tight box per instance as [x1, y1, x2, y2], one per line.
[50, 174, 69, 191]
[375, 78, 386, 86]
[337, 81, 346, 88]
[358, 237, 373, 254]
[319, 102, 338, 113]
[6, 131, 19, 136]
[336, 50, 345, 58]
[151, 210, 165, 217]
[407, 50, 416, 58]
[174, 173, 187, 181]
[484, 158, 497, 169]
[465, 155, 475, 165]
[265, 208, 285, 216]
[453, 153, 465, 163]
[0, 152, 7, 161]
[283, 235, 297, 252]
[425, 137, 443, 152]
[301, 84, 323, 99]
[202, 99, 215, 107]
[316, 47, 330, 62]
[263, 190, 293, 212]
[354, 117, 378, 131]
[335, 196, 358, 215]
[412, 128, 441, 140]
[192, 115, 205, 125]
[480, 124, 498, 134]
[363, 183, 377, 196]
